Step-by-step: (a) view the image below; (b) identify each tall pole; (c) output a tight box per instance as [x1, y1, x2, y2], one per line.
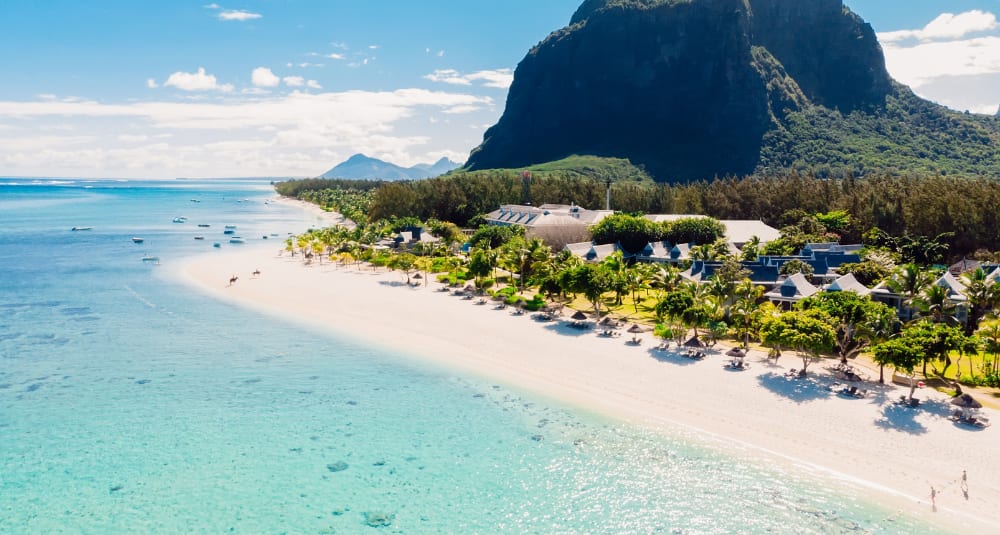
[605, 178, 611, 211]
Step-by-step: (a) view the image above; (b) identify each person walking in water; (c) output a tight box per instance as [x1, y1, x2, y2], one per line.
[930, 486, 937, 511]
[961, 470, 969, 500]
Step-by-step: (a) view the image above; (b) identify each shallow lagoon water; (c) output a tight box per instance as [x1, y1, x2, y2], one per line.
[0, 179, 943, 533]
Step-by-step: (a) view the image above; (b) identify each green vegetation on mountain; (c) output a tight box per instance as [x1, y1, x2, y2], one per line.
[464, 0, 1000, 182]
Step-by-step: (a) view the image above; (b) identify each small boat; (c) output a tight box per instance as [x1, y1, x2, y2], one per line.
[262, 235, 268, 240]
[131, 237, 144, 244]
[141, 256, 160, 263]
[194, 236, 205, 240]
[190, 199, 200, 203]
[229, 237, 245, 244]
[269, 233, 279, 237]
[223, 229, 236, 235]
[71, 226, 92, 231]
[197, 224, 210, 228]
[224, 225, 237, 229]
[172, 217, 187, 223]
[213, 242, 221, 248]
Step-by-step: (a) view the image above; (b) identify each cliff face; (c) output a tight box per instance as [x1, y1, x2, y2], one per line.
[465, 0, 899, 181]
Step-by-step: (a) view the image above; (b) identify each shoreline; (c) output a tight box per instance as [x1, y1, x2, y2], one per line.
[174, 247, 1000, 534]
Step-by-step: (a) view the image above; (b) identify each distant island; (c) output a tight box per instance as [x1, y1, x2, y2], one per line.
[321, 153, 461, 181]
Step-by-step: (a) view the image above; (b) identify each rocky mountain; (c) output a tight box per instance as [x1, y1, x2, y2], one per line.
[466, 0, 1000, 182]
[321, 154, 461, 180]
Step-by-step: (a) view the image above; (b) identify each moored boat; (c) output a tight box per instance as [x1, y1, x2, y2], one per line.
[71, 226, 93, 231]
[194, 236, 205, 240]
[141, 256, 160, 263]
[132, 237, 144, 244]
[198, 224, 210, 228]
[213, 242, 221, 248]
[229, 237, 245, 244]
[172, 217, 187, 223]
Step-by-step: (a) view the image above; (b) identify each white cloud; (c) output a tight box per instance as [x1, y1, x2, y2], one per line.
[424, 68, 514, 89]
[880, 10, 998, 43]
[251, 67, 280, 87]
[218, 9, 261, 21]
[164, 67, 234, 92]
[306, 80, 322, 89]
[0, 89, 493, 177]
[283, 76, 305, 87]
[146, 78, 158, 89]
[203, 3, 221, 9]
[881, 35, 1000, 88]
[241, 87, 271, 95]
[877, 11, 1000, 113]
[326, 53, 344, 60]
[437, 50, 445, 58]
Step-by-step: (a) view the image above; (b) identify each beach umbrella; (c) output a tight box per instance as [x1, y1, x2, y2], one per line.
[413, 273, 423, 280]
[515, 299, 526, 308]
[627, 323, 646, 334]
[951, 394, 983, 409]
[683, 336, 704, 348]
[599, 317, 620, 329]
[726, 347, 746, 359]
[570, 310, 589, 321]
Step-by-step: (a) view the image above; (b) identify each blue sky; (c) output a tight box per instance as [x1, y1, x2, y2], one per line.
[1, 1, 998, 178]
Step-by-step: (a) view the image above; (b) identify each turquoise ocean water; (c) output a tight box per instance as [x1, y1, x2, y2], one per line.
[0, 179, 942, 534]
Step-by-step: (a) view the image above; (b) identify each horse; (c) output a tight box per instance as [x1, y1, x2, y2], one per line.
[228, 275, 239, 286]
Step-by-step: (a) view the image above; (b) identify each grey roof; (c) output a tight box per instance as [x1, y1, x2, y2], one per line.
[765, 273, 820, 302]
[644, 214, 781, 245]
[486, 204, 613, 228]
[935, 272, 968, 302]
[826, 274, 871, 296]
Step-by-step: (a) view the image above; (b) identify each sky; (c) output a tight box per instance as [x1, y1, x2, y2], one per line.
[0, 1, 998, 179]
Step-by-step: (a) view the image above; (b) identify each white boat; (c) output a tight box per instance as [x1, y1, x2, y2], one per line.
[131, 237, 144, 244]
[71, 226, 93, 231]
[229, 237, 245, 244]
[141, 256, 160, 263]
[172, 217, 187, 223]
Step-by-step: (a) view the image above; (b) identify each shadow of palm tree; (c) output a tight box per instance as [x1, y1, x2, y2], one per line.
[757, 372, 832, 404]
[646, 348, 699, 366]
[874, 404, 928, 435]
[542, 322, 594, 338]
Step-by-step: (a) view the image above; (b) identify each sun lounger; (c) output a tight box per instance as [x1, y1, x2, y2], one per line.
[784, 369, 798, 378]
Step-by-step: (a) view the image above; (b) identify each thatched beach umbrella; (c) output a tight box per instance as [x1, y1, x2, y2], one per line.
[684, 337, 704, 348]
[570, 310, 589, 321]
[412, 272, 423, 280]
[626, 323, 647, 344]
[726, 347, 746, 359]
[951, 393, 983, 409]
[599, 317, 620, 329]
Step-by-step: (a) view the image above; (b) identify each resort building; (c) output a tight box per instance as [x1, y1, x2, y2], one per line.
[484, 204, 614, 249]
[764, 273, 820, 306]
[644, 215, 782, 247]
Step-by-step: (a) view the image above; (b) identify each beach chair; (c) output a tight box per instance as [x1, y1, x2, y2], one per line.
[784, 369, 798, 378]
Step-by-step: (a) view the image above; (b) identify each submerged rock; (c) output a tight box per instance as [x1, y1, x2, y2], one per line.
[363, 511, 395, 528]
[326, 461, 349, 473]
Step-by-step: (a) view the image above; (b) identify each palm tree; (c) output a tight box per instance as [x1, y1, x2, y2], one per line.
[887, 263, 934, 321]
[962, 268, 1000, 334]
[914, 284, 959, 325]
[731, 280, 764, 349]
[976, 317, 1000, 376]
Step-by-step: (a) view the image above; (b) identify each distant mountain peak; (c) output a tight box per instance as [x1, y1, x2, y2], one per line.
[320, 154, 461, 180]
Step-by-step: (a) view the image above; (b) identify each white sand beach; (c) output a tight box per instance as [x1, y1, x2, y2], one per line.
[176, 247, 1000, 533]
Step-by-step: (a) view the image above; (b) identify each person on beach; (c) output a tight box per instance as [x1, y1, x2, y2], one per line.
[961, 470, 968, 500]
[930, 486, 937, 510]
